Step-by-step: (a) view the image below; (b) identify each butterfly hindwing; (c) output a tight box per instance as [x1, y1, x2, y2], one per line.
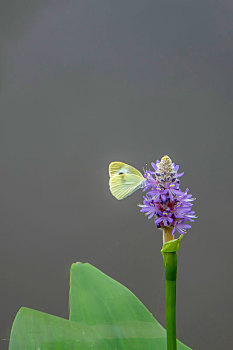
[109, 162, 145, 200]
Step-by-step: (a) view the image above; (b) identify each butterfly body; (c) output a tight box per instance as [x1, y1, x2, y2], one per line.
[109, 161, 145, 200]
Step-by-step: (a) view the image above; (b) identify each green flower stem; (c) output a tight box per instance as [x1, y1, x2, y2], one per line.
[162, 227, 178, 350]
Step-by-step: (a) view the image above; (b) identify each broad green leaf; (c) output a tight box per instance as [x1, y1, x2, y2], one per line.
[69, 262, 191, 349]
[9, 307, 110, 350]
[9, 263, 191, 349]
[8, 306, 173, 350]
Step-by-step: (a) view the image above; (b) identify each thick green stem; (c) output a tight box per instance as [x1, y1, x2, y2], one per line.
[162, 251, 177, 350]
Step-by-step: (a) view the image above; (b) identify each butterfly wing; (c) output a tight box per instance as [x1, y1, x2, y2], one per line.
[109, 161, 144, 178]
[109, 162, 145, 200]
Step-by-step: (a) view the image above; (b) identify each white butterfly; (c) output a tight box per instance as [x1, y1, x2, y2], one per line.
[109, 162, 145, 200]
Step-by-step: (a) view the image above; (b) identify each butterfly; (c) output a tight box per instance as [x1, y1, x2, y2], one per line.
[109, 161, 146, 200]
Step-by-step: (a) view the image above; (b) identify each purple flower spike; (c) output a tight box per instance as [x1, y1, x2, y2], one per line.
[139, 155, 196, 236]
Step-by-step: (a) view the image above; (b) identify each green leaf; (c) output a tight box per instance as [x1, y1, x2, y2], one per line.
[9, 262, 191, 349]
[9, 307, 110, 350]
[69, 262, 191, 349]
[161, 235, 183, 253]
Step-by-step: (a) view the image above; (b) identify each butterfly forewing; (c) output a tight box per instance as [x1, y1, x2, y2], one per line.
[109, 161, 144, 178]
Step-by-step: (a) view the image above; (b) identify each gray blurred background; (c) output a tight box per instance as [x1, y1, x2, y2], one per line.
[0, 1, 233, 349]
